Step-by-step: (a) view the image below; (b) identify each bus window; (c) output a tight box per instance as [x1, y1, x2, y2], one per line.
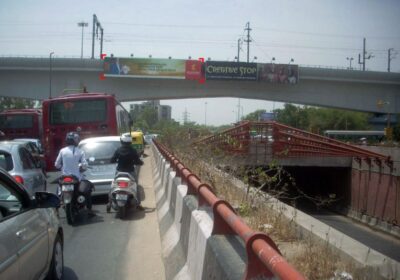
[50, 100, 107, 124]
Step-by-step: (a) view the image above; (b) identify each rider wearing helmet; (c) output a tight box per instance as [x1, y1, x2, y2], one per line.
[55, 132, 94, 215]
[111, 133, 144, 209]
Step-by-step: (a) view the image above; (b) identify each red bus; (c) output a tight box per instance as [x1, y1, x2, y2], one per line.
[42, 93, 132, 170]
[0, 109, 42, 140]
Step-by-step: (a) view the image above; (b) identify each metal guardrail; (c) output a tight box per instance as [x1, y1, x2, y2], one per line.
[154, 140, 305, 280]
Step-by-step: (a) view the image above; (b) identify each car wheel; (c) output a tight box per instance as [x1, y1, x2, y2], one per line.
[47, 234, 63, 280]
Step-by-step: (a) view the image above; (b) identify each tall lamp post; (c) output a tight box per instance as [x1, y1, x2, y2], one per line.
[346, 57, 354, 69]
[78, 21, 88, 59]
[49, 52, 54, 99]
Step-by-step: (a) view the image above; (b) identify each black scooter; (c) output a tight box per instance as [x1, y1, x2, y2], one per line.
[58, 174, 93, 225]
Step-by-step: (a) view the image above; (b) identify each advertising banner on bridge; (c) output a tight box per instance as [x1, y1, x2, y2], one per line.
[257, 63, 299, 84]
[205, 61, 258, 81]
[185, 60, 203, 80]
[103, 57, 186, 79]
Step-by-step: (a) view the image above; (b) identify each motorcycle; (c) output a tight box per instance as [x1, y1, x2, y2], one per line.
[107, 172, 138, 219]
[58, 167, 94, 224]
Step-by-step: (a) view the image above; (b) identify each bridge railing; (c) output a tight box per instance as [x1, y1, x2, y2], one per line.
[154, 140, 305, 280]
[197, 121, 392, 167]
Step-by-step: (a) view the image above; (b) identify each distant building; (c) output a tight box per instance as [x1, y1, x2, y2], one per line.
[129, 100, 171, 122]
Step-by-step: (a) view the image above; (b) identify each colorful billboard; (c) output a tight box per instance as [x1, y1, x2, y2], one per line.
[103, 57, 186, 79]
[258, 63, 299, 84]
[205, 61, 258, 80]
[185, 60, 203, 80]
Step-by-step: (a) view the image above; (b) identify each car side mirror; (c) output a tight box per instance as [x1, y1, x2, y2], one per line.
[35, 192, 60, 208]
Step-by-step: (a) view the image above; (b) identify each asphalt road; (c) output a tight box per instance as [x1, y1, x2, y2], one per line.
[47, 148, 165, 280]
[299, 202, 400, 261]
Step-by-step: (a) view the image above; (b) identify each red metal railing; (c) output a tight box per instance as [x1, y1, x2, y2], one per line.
[197, 121, 392, 166]
[154, 140, 305, 280]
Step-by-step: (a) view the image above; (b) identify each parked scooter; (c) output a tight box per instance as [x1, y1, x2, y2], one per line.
[106, 172, 138, 219]
[58, 165, 94, 224]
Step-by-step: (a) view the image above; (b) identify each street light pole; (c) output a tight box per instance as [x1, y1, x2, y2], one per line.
[78, 21, 88, 59]
[49, 52, 54, 99]
[346, 57, 354, 69]
[205, 102, 207, 126]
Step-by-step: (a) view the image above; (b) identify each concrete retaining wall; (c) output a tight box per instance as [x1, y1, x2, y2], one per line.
[151, 145, 247, 280]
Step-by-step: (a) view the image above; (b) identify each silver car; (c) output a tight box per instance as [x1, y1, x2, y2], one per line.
[0, 141, 47, 198]
[78, 136, 122, 196]
[0, 167, 63, 280]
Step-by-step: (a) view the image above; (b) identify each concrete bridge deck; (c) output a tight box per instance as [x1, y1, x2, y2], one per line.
[0, 57, 399, 114]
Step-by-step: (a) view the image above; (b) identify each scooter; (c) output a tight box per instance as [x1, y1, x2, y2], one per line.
[58, 166, 94, 224]
[107, 172, 138, 219]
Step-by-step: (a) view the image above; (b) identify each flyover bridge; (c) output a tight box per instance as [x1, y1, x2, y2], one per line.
[0, 57, 399, 114]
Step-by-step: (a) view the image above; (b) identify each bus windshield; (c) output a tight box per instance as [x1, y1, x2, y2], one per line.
[0, 115, 34, 128]
[50, 99, 107, 124]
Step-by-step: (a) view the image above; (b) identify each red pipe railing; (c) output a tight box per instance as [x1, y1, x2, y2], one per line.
[153, 140, 305, 280]
[197, 120, 392, 167]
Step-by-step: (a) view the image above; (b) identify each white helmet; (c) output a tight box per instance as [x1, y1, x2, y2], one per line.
[120, 133, 132, 144]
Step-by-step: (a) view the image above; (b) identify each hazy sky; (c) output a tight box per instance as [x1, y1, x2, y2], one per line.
[1, 0, 399, 125]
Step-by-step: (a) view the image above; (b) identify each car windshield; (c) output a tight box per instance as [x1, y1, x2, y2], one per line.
[79, 141, 121, 165]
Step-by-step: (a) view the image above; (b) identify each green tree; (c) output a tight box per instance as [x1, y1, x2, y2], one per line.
[132, 107, 158, 131]
[274, 104, 308, 128]
[273, 104, 370, 133]
[242, 109, 266, 121]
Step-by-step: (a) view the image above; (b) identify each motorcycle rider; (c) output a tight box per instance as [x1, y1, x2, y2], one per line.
[110, 133, 144, 210]
[54, 132, 95, 216]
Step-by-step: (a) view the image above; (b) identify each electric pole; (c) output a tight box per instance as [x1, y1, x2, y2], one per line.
[387, 48, 397, 72]
[91, 14, 104, 59]
[358, 38, 373, 71]
[362, 37, 366, 71]
[237, 38, 241, 62]
[244, 22, 252, 63]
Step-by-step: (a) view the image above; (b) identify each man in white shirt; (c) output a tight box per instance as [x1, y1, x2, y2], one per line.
[55, 132, 94, 215]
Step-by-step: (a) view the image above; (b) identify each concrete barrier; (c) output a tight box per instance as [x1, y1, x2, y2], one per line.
[151, 142, 306, 280]
[151, 145, 258, 280]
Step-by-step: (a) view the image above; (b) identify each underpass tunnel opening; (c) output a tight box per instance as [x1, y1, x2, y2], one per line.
[283, 166, 352, 212]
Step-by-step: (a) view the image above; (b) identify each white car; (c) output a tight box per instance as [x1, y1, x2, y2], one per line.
[78, 136, 122, 196]
[0, 167, 63, 280]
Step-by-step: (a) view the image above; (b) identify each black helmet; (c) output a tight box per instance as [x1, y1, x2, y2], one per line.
[66, 132, 78, 146]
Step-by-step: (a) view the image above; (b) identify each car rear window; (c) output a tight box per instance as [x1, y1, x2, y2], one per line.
[79, 141, 121, 165]
[0, 152, 13, 171]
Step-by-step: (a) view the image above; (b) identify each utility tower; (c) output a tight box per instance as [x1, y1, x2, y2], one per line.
[244, 22, 252, 63]
[182, 108, 190, 124]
